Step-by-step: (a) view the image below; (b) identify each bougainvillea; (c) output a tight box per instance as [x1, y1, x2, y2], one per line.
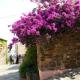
[10, 0, 80, 46]
[31, 0, 57, 3]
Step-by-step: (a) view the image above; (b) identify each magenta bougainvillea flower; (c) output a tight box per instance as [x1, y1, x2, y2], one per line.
[10, 0, 80, 46]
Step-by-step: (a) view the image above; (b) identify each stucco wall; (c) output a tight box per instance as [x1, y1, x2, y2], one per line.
[17, 42, 26, 55]
[0, 39, 7, 64]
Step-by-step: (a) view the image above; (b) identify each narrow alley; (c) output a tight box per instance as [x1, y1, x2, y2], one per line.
[0, 64, 19, 80]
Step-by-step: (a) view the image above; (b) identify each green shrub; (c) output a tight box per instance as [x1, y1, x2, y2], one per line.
[19, 45, 39, 78]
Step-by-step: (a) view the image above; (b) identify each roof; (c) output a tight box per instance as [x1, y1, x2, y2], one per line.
[0, 38, 7, 42]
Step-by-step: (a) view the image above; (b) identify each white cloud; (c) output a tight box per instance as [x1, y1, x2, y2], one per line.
[0, 0, 37, 17]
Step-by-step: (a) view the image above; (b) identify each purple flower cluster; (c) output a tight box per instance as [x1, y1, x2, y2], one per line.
[11, 1, 80, 46]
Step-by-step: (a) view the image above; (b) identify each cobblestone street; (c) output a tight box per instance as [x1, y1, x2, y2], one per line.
[0, 64, 19, 80]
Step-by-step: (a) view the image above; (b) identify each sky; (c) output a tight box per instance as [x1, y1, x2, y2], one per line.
[0, 0, 37, 44]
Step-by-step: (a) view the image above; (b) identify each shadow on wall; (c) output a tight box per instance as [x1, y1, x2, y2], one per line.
[46, 68, 80, 80]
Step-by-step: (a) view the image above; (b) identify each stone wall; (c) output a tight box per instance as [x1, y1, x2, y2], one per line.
[37, 31, 80, 71]
[0, 39, 7, 64]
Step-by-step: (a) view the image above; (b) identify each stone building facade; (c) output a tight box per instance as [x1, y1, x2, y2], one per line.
[0, 38, 7, 64]
[16, 42, 26, 56]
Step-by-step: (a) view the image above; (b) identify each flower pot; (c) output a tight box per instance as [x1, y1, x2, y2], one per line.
[37, 31, 80, 80]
